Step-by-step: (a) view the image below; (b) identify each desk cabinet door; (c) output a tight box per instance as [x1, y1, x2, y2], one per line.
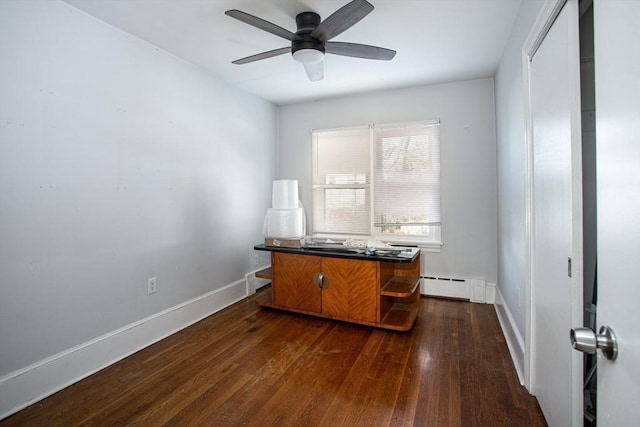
[272, 252, 322, 313]
[321, 258, 378, 323]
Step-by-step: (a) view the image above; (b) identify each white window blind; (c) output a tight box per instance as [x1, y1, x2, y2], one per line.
[312, 126, 370, 235]
[373, 121, 441, 240]
[312, 120, 441, 245]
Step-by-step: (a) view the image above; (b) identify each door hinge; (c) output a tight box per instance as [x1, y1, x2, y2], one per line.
[568, 257, 572, 277]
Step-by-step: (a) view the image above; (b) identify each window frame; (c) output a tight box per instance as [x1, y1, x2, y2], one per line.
[311, 120, 442, 250]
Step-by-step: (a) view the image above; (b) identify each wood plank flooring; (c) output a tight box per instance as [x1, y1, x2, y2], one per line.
[1, 289, 547, 426]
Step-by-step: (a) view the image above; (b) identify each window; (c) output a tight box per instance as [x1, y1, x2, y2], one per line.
[312, 120, 441, 246]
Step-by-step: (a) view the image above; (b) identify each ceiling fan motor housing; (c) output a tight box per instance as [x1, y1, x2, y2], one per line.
[292, 12, 325, 59]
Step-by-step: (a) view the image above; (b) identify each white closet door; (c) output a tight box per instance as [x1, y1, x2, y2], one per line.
[530, 0, 583, 425]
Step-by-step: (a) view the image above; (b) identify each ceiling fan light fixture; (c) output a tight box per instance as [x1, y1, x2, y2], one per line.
[292, 48, 325, 64]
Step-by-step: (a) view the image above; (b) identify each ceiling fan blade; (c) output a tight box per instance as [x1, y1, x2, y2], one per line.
[225, 9, 297, 41]
[232, 47, 292, 65]
[311, 0, 374, 42]
[304, 61, 324, 82]
[325, 42, 396, 60]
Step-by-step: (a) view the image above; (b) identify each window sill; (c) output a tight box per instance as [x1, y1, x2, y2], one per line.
[388, 240, 442, 253]
[416, 242, 442, 253]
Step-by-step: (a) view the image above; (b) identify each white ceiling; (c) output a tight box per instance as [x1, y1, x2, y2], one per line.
[62, 0, 522, 105]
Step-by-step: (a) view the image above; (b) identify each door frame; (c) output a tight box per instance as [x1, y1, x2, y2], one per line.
[522, 0, 583, 424]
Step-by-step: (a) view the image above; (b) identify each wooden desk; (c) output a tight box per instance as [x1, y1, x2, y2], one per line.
[253, 244, 421, 331]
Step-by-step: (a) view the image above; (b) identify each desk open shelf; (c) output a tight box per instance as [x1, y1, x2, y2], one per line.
[255, 267, 272, 280]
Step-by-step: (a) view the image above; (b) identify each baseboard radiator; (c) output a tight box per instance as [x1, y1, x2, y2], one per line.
[421, 277, 495, 304]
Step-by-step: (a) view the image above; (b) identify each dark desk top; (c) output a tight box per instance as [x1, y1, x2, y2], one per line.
[254, 243, 420, 263]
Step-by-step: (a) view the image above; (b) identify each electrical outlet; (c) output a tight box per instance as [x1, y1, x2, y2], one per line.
[253, 255, 259, 266]
[147, 277, 157, 295]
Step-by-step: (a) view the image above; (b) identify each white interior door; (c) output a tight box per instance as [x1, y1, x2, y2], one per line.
[593, 0, 640, 424]
[530, 0, 583, 425]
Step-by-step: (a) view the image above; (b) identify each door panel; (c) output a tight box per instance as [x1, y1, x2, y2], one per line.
[530, 1, 583, 425]
[321, 257, 378, 323]
[594, 0, 640, 423]
[272, 252, 322, 313]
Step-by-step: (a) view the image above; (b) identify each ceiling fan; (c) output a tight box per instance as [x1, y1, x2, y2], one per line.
[225, 0, 396, 82]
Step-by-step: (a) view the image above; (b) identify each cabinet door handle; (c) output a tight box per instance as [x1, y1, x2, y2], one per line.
[313, 272, 330, 290]
[313, 272, 323, 290]
[321, 273, 329, 290]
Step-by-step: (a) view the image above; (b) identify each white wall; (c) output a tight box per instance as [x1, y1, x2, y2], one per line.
[278, 79, 498, 283]
[494, 1, 545, 341]
[0, 0, 275, 386]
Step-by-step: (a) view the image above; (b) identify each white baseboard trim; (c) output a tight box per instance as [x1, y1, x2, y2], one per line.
[485, 282, 496, 304]
[244, 266, 272, 296]
[0, 278, 247, 420]
[422, 277, 496, 304]
[493, 286, 526, 385]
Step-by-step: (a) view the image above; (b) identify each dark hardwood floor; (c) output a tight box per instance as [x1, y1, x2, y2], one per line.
[1, 288, 547, 426]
